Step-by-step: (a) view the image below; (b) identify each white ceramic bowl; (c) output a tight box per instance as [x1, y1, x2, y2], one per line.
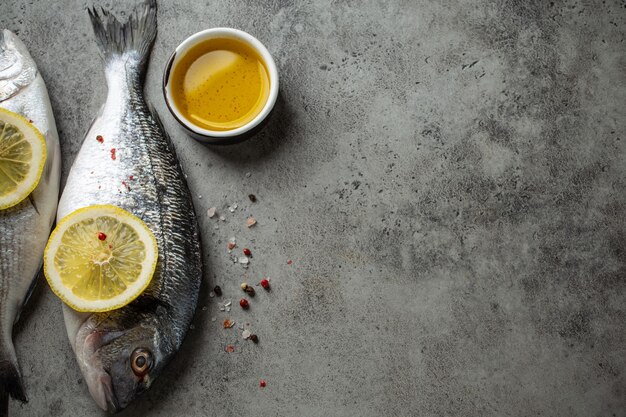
[162, 28, 279, 144]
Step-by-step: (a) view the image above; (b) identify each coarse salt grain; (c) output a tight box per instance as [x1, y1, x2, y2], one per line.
[207, 207, 216, 218]
[247, 217, 257, 228]
[242, 330, 251, 339]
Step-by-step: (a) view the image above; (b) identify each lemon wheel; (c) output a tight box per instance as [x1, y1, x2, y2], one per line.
[0, 107, 47, 210]
[44, 205, 158, 312]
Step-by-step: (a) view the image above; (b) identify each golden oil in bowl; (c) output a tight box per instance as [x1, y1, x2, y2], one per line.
[169, 37, 270, 132]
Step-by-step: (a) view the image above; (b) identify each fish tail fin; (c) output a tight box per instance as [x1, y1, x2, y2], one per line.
[0, 388, 8, 417]
[87, 0, 157, 68]
[0, 344, 26, 403]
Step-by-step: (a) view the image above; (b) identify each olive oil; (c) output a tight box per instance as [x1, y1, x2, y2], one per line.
[170, 37, 270, 131]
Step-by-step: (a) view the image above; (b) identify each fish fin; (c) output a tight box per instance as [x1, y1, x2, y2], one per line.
[0, 353, 26, 403]
[40, 131, 57, 186]
[87, 0, 157, 67]
[0, 388, 7, 417]
[131, 293, 169, 315]
[27, 194, 39, 215]
[15, 269, 42, 325]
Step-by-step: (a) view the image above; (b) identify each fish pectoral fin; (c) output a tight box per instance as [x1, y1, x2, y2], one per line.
[0, 349, 27, 403]
[15, 267, 43, 325]
[41, 131, 57, 184]
[131, 294, 169, 315]
[27, 194, 40, 215]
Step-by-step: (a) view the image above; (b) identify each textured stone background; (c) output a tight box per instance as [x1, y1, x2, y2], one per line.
[1, 0, 625, 416]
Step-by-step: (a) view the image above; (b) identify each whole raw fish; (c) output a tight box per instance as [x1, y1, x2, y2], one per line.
[56, 0, 202, 412]
[0, 29, 61, 410]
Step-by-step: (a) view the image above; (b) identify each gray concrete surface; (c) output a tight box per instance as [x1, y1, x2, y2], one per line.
[1, 0, 625, 415]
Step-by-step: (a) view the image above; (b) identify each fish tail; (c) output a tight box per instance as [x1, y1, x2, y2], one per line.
[0, 388, 7, 417]
[87, 0, 157, 68]
[0, 342, 26, 403]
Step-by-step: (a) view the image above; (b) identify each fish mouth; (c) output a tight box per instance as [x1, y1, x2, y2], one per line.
[79, 329, 124, 413]
[94, 369, 119, 413]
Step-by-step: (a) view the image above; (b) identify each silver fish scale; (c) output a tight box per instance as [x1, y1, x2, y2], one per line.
[0, 200, 37, 332]
[58, 61, 202, 348]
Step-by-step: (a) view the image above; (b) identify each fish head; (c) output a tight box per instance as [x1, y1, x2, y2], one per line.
[76, 311, 171, 413]
[0, 30, 37, 102]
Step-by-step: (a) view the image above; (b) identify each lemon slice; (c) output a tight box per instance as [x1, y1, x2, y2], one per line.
[44, 205, 158, 312]
[0, 107, 47, 210]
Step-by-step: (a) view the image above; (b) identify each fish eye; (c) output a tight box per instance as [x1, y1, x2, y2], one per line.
[130, 348, 153, 377]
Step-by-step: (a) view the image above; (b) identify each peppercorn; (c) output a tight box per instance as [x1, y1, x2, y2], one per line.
[249, 334, 259, 344]
[260, 279, 270, 290]
[243, 248, 251, 256]
[259, 379, 266, 388]
[241, 283, 255, 297]
[213, 286, 222, 297]
[239, 298, 249, 309]
[248, 194, 257, 202]
[98, 232, 107, 241]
